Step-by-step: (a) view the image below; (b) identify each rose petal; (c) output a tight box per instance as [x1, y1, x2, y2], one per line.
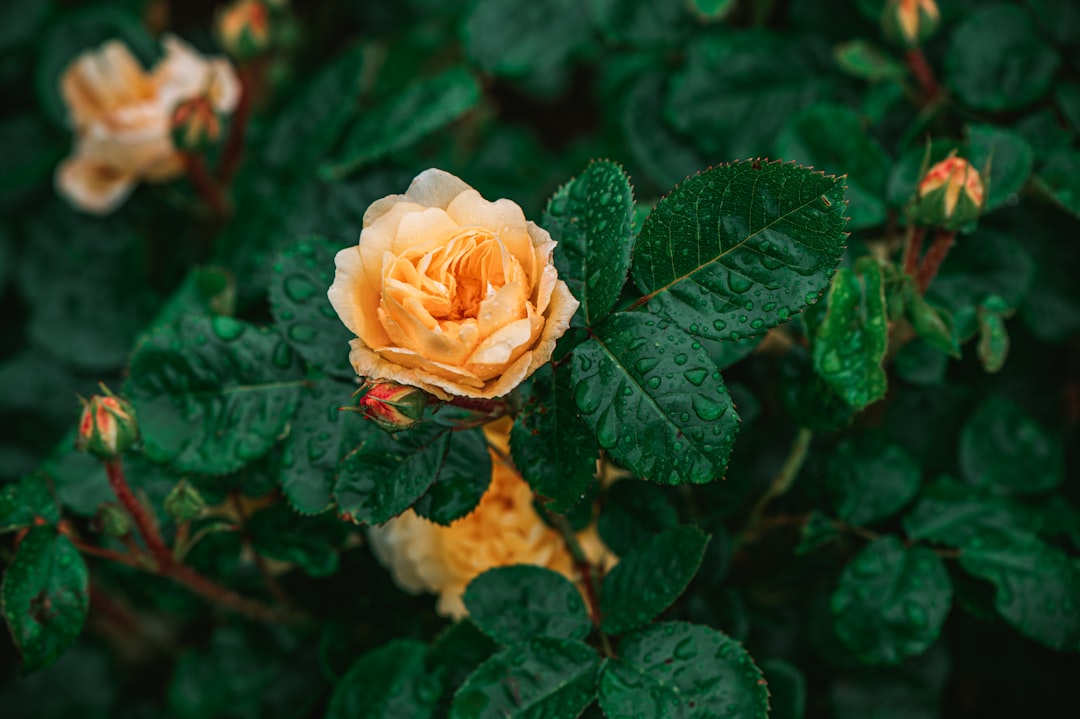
[54, 155, 137, 215]
[446, 190, 535, 278]
[405, 168, 473, 210]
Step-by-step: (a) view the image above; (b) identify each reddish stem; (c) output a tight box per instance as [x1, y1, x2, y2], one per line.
[916, 230, 957, 293]
[905, 48, 942, 104]
[443, 395, 510, 415]
[104, 458, 173, 569]
[168, 562, 295, 623]
[182, 153, 232, 218]
[902, 226, 926, 279]
[216, 58, 265, 185]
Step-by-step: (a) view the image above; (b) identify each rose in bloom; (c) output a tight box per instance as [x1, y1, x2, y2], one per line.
[368, 419, 613, 619]
[56, 35, 240, 215]
[912, 154, 984, 230]
[328, 169, 579, 400]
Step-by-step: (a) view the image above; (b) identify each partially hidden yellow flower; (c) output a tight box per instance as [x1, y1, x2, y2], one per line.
[368, 418, 614, 619]
[328, 169, 579, 400]
[56, 35, 239, 215]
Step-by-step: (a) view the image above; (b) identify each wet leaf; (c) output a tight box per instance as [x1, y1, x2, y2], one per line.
[959, 396, 1063, 495]
[827, 436, 921, 526]
[463, 566, 592, 645]
[0, 474, 59, 533]
[327, 640, 442, 719]
[902, 477, 1036, 547]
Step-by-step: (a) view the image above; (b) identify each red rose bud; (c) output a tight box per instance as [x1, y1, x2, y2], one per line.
[357, 382, 428, 432]
[911, 155, 985, 230]
[215, 0, 271, 61]
[76, 390, 138, 459]
[171, 95, 224, 153]
[883, 0, 939, 48]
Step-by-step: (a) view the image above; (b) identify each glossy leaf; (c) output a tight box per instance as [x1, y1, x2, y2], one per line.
[621, 74, 706, 191]
[126, 316, 304, 475]
[463, 566, 591, 645]
[780, 345, 855, 432]
[1, 527, 89, 673]
[543, 159, 635, 326]
[0, 474, 59, 533]
[598, 621, 769, 719]
[510, 362, 598, 513]
[321, 67, 480, 180]
[827, 436, 921, 526]
[812, 258, 888, 409]
[269, 236, 355, 379]
[902, 477, 1036, 547]
[959, 396, 1063, 495]
[831, 537, 952, 665]
[632, 160, 848, 342]
[571, 312, 739, 485]
[327, 640, 442, 719]
[449, 638, 598, 719]
[600, 526, 709, 635]
[247, 505, 347, 577]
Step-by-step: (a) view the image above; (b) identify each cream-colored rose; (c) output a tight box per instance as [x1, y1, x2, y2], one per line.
[56, 35, 239, 215]
[328, 169, 579, 400]
[368, 419, 614, 619]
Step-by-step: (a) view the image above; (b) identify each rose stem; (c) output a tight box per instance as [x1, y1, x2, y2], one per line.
[738, 428, 813, 546]
[98, 458, 296, 623]
[443, 395, 510, 416]
[902, 225, 926, 279]
[216, 57, 266, 185]
[546, 508, 613, 655]
[229, 492, 291, 607]
[905, 48, 942, 103]
[916, 229, 957, 293]
[182, 153, 232, 219]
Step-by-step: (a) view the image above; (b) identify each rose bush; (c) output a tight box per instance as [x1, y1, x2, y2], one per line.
[327, 168, 579, 399]
[55, 35, 239, 214]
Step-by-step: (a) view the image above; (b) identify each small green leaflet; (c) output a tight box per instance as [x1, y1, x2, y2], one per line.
[0, 474, 59, 533]
[327, 640, 442, 719]
[959, 396, 1063, 495]
[632, 160, 848, 343]
[1, 526, 89, 673]
[827, 436, 921, 526]
[462, 566, 592, 645]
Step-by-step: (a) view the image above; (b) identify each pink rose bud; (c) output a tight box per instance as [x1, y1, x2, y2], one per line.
[356, 381, 429, 432]
[883, 0, 940, 48]
[171, 95, 224, 152]
[76, 390, 138, 459]
[912, 154, 985, 230]
[216, 0, 271, 61]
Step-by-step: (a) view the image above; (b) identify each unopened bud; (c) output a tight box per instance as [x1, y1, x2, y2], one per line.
[164, 480, 206, 522]
[215, 0, 271, 61]
[883, 0, 940, 48]
[171, 95, 224, 153]
[76, 389, 138, 459]
[93, 503, 132, 538]
[911, 154, 985, 230]
[353, 381, 428, 432]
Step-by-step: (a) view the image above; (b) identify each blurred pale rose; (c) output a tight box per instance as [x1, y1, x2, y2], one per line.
[328, 169, 579, 400]
[56, 35, 240, 215]
[368, 419, 614, 619]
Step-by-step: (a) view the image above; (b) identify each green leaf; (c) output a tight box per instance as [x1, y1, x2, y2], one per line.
[902, 477, 1036, 547]
[775, 104, 891, 230]
[510, 363, 598, 513]
[147, 267, 235, 336]
[1033, 150, 1080, 219]
[831, 537, 952, 665]
[904, 290, 960, 358]
[327, 640, 442, 719]
[761, 658, 807, 719]
[450, 638, 598, 719]
[269, 236, 355, 378]
[945, 4, 1060, 111]
[976, 302, 1009, 374]
[959, 396, 1063, 495]
[571, 313, 738, 485]
[958, 533, 1080, 652]
[600, 526, 709, 635]
[321, 66, 480, 180]
[463, 0, 591, 77]
[410, 416, 493, 526]
[621, 73, 707, 191]
[812, 258, 888, 409]
[632, 160, 848, 342]
[263, 45, 365, 173]
[463, 566, 592, 645]
[598, 622, 769, 719]
[796, 510, 841, 555]
[247, 505, 347, 577]
[427, 620, 498, 708]
[335, 422, 490, 525]
[927, 230, 1035, 316]
[689, 0, 737, 21]
[669, 33, 835, 159]
[592, 0, 694, 46]
[597, 479, 679, 556]
[833, 40, 906, 82]
[126, 316, 305, 475]
[965, 124, 1034, 212]
[780, 345, 854, 432]
[279, 377, 356, 515]
[1, 474, 59, 533]
[1, 526, 89, 673]
[544, 160, 635, 326]
[827, 436, 921, 526]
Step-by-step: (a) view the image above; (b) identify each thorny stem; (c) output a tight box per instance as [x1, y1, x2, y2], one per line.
[182, 153, 232, 219]
[547, 508, 613, 656]
[105, 458, 172, 568]
[905, 47, 942, 104]
[902, 226, 926, 279]
[916, 229, 957, 293]
[739, 428, 813, 545]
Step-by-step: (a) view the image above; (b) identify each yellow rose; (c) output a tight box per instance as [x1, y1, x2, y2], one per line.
[328, 169, 579, 400]
[368, 419, 614, 619]
[55, 35, 240, 215]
